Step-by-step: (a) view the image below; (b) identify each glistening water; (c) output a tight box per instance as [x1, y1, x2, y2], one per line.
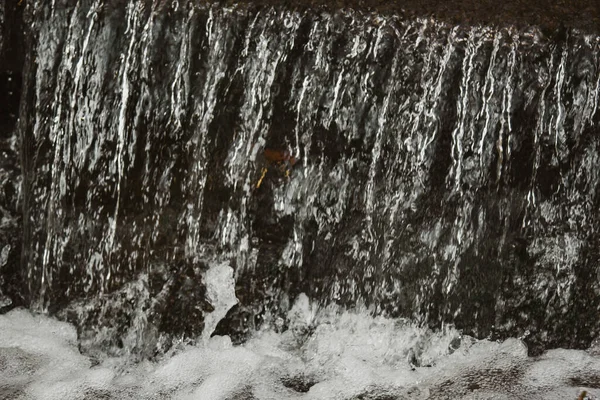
[1, 0, 600, 399]
[2, 288, 600, 399]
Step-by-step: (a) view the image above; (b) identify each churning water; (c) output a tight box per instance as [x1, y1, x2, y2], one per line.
[2, 291, 600, 399]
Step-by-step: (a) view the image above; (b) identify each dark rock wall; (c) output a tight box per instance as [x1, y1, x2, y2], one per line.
[2, 0, 600, 356]
[226, 0, 600, 33]
[0, 1, 25, 312]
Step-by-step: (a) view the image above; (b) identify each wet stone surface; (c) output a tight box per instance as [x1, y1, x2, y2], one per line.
[1, 0, 600, 358]
[0, 0, 24, 313]
[224, 0, 600, 33]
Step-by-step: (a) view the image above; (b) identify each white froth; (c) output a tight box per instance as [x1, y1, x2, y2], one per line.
[201, 262, 239, 344]
[0, 297, 598, 400]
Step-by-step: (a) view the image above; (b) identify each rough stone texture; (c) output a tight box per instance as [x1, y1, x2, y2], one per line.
[0, 1, 24, 313]
[224, 0, 600, 33]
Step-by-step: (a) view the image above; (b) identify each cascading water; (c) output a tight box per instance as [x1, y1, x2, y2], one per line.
[1, 0, 600, 399]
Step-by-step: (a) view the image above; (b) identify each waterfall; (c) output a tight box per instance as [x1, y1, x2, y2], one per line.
[1, 0, 600, 359]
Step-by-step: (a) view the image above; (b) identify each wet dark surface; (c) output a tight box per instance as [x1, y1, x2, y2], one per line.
[224, 0, 600, 33]
[0, 1, 25, 312]
[1, 0, 600, 358]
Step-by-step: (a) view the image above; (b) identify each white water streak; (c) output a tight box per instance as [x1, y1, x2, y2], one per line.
[108, 2, 140, 265]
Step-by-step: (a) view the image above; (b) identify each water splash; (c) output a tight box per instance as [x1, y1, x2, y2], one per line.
[1, 296, 600, 399]
[201, 261, 238, 344]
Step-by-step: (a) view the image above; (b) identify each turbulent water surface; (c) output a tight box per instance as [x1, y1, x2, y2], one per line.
[2, 295, 600, 400]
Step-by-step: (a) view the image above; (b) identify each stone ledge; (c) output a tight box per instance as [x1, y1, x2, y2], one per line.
[28, 1, 600, 33]
[219, 0, 599, 33]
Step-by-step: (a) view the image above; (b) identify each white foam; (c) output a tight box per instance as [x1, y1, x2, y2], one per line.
[0, 296, 598, 400]
[201, 262, 238, 344]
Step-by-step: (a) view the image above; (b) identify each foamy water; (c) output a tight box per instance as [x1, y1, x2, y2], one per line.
[1, 295, 599, 400]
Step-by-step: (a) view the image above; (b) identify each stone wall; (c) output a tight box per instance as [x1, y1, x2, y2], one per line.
[0, 1, 25, 312]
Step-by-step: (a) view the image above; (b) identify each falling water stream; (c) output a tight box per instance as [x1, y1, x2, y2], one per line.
[1, 0, 600, 398]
